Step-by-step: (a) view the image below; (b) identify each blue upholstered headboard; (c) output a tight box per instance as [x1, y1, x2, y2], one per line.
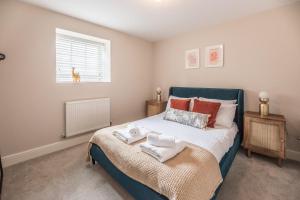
[169, 87, 244, 137]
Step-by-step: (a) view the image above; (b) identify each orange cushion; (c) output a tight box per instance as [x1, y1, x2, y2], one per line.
[170, 99, 191, 111]
[192, 99, 221, 128]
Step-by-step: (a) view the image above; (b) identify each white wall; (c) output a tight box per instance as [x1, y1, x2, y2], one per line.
[0, 0, 153, 156]
[153, 3, 300, 152]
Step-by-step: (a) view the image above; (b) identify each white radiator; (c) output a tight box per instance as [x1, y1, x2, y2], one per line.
[65, 98, 110, 138]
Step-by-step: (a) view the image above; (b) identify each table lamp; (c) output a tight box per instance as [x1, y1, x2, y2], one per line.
[259, 91, 269, 117]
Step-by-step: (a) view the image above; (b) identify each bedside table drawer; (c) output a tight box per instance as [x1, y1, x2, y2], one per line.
[146, 100, 167, 117]
[147, 104, 161, 116]
[250, 121, 281, 151]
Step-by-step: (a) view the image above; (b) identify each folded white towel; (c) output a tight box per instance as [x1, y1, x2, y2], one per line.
[127, 124, 141, 137]
[113, 125, 150, 144]
[147, 134, 175, 147]
[140, 140, 186, 162]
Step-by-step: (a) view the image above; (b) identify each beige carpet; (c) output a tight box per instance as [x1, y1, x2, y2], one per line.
[2, 143, 300, 200]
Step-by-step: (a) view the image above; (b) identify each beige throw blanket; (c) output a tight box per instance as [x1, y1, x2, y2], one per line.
[88, 124, 223, 200]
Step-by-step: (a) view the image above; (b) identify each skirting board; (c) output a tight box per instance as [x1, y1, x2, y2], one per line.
[2, 137, 299, 168]
[286, 149, 300, 162]
[1, 133, 93, 168]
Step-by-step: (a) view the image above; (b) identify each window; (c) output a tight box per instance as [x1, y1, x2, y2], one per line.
[56, 28, 111, 83]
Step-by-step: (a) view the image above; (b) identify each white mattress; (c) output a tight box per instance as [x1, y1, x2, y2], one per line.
[132, 113, 238, 162]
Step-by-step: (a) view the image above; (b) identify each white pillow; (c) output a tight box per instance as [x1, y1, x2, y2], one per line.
[166, 95, 197, 111]
[215, 104, 237, 128]
[198, 97, 237, 104]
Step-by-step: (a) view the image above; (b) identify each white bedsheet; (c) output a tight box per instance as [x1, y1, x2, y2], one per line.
[132, 113, 238, 162]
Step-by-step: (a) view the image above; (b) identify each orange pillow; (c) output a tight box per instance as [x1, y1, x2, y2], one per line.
[170, 99, 191, 111]
[192, 99, 221, 128]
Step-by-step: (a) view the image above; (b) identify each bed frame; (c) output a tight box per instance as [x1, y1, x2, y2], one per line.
[90, 86, 244, 200]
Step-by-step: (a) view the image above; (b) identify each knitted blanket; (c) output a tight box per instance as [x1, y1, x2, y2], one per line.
[88, 124, 223, 200]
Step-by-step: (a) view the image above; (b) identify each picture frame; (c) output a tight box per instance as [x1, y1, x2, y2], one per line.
[205, 44, 223, 68]
[185, 48, 200, 69]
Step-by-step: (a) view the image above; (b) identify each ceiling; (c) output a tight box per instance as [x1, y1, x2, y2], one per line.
[20, 0, 298, 41]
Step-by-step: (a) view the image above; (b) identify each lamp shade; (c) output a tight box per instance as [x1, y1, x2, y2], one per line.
[156, 87, 162, 93]
[259, 91, 269, 99]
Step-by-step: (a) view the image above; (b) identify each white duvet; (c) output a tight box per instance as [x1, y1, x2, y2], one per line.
[132, 113, 238, 162]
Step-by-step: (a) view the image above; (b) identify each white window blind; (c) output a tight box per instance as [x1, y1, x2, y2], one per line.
[56, 28, 111, 83]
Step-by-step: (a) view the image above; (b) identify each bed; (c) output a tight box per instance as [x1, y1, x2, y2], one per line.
[89, 86, 244, 200]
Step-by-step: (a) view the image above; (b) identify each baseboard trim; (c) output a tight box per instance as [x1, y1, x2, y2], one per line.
[2, 133, 93, 168]
[286, 149, 300, 162]
[3, 136, 298, 168]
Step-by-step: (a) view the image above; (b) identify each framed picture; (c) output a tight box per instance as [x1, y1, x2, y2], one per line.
[185, 48, 200, 69]
[205, 44, 223, 68]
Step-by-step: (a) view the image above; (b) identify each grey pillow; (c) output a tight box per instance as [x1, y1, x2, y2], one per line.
[164, 108, 209, 129]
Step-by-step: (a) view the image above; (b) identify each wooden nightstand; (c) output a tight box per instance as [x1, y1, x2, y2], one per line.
[243, 111, 286, 166]
[146, 100, 167, 117]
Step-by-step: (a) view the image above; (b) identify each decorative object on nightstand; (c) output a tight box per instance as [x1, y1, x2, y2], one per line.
[146, 100, 167, 117]
[259, 91, 269, 116]
[156, 87, 162, 102]
[243, 111, 286, 167]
